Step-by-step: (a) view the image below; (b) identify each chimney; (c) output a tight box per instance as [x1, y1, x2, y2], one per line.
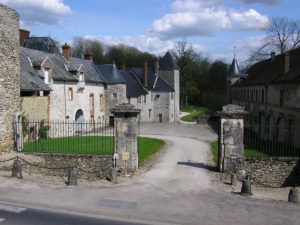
[155, 59, 159, 75]
[284, 53, 290, 73]
[144, 61, 148, 87]
[62, 43, 71, 61]
[49, 45, 56, 54]
[122, 62, 126, 71]
[19, 29, 30, 46]
[84, 53, 93, 61]
[271, 52, 276, 61]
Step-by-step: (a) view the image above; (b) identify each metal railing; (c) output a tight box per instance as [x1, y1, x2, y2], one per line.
[14, 120, 115, 155]
[244, 124, 300, 157]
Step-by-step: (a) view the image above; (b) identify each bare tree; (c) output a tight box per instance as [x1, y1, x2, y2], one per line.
[249, 17, 300, 63]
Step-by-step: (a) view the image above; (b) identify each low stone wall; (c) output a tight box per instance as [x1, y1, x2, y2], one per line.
[245, 157, 300, 187]
[0, 153, 113, 180]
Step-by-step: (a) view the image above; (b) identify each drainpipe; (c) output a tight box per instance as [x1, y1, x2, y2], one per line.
[64, 81, 67, 119]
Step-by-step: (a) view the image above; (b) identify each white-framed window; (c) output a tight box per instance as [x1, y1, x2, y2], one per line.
[44, 69, 49, 84]
[79, 72, 84, 82]
[68, 87, 73, 101]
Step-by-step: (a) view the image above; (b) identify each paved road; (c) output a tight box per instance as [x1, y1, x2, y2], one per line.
[0, 123, 299, 225]
[0, 202, 149, 225]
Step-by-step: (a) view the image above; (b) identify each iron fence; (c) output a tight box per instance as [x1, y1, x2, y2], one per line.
[244, 124, 300, 157]
[14, 120, 115, 155]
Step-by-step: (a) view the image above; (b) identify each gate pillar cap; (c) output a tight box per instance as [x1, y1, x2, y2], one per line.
[110, 103, 140, 117]
[217, 104, 248, 118]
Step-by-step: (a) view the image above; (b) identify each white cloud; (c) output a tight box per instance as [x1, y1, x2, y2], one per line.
[3, 0, 71, 25]
[151, 0, 269, 40]
[84, 35, 206, 55]
[234, 0, 281, 6]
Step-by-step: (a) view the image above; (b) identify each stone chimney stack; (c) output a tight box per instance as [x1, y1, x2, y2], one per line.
[155, 59, 159, 76]
[84, 53, 93, 61]
[144, 61, 148, 87]
[62, 43, 71, 61]
[49, 45, 56, 54]
[271, 52, 276, 61]
[284, 53, 290, 73]
[19, 29, 30, 46]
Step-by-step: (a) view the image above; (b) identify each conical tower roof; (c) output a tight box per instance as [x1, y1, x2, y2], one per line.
[229, 58, 241, 76]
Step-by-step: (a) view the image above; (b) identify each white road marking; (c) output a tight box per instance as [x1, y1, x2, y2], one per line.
[0, 218, 5, 223]
[0, 204, 26, 213]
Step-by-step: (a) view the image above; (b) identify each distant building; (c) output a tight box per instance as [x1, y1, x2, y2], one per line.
[230, 48, 300, 148]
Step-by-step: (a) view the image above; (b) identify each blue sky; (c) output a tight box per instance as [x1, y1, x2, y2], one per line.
[2, 0, 299, 63]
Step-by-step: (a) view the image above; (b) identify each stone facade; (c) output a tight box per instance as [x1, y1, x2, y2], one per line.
[129, 94, 153, 122]
[159, 69, 180, 122]
[0, 4, 21, 153]
[21, 96, 49, 121]
[245, 157, 300, 187]
[105, 84, 127, 120]
[153, 92, 175, 123]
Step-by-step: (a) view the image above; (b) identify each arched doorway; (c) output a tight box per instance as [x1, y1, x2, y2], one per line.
[276, 115, 286, 143]
[75, 109, 84, 133]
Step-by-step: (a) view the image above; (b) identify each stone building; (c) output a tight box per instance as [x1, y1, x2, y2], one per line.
[0, 4, 21, 152]
[230, 48, 300, 148]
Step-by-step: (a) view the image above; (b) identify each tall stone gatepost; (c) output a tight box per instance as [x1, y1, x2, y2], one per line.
[217, 104, 248, 174]
[110, 103, 140, 172]
[0, 4, 21, 153]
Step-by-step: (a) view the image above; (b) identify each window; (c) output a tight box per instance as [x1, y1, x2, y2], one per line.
[149, 109, 152, 118]
[127, 97, 131, 104]
[256, 89, 258, 102]
[44, 69, 49, 84]
[280, 90, 284, 106]
[144, 95, 147, 103]
[68, 87, 73, 101]
[89, 94, 94, 113]
[171, 92, 174, 100]
[138, 96, 141, 103]
[112, 93, 117, 99]
[100, 94, 104, 111]
[261, 89, 265, 103]
[79, 72, 84, 82]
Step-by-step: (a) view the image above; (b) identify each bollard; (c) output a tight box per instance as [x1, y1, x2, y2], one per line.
[12, 159, 23, 179]
[288, 187, 299, 204]
[231, 174, 238, 186]
[110, 167, 118, 184]
[67, 167, 78, 186]
[241, 176, 252, 196]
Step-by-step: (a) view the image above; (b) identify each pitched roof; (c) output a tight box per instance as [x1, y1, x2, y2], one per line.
[23, 37, 60, 55]
[159, 51, 179, 70]
[97, 64, 126, 84]
[21, 47, 104, 83]
[237, 47, 300, 86]
[229, 58, 241, 76]
[20, 48, 52, 92]
[119, 70, 148, 97]
[132, 68, 174, 92]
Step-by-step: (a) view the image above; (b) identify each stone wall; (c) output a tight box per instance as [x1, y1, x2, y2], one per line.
[0, 4, 21, 153]
[21, 96, 49, 121]
[105, 84, 127, 119]
[0, 153, 113, 180]
[153, 92, 172, 123]
[245, 157, 300, 187]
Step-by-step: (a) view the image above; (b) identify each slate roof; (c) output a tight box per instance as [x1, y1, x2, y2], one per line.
[159, 51, 179, 70]
[23, 37, 61, 55]
[237, 47, 300, 87]
[119, 70, 148, 97]
[20, 48, 52, 92]
[132, 68, 174, 93]
[97, 64, 126, 84]
[21, 47, 104, 84]
[229, 58, 242, 76]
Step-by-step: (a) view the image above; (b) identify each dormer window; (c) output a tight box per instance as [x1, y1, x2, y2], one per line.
[79, 72, 84, 82]
[44, 68, 50, 84]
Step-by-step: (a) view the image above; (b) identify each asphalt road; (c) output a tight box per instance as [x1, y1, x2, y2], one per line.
[0, 202, 149, 225]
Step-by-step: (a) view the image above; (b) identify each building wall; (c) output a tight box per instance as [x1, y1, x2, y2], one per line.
[159, 70, 180, 121]
[49, 81, 105, 122]
[0, 4, 20, 152]
[129, 94, 153, 122]
[21, 96, 49, 121]
[153, 92, 172, 123]
[104, 84, 127, 119]
[231, 83, 300, 148]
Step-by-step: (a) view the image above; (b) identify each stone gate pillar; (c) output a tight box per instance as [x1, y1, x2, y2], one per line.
[110, 103, 140, 172]
[217, 104, 248, 174]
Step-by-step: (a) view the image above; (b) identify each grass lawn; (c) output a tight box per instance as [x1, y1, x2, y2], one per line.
[211, 140, 267, 162]
[22, 136, 165, 164]
[180, 106, 207, 122]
